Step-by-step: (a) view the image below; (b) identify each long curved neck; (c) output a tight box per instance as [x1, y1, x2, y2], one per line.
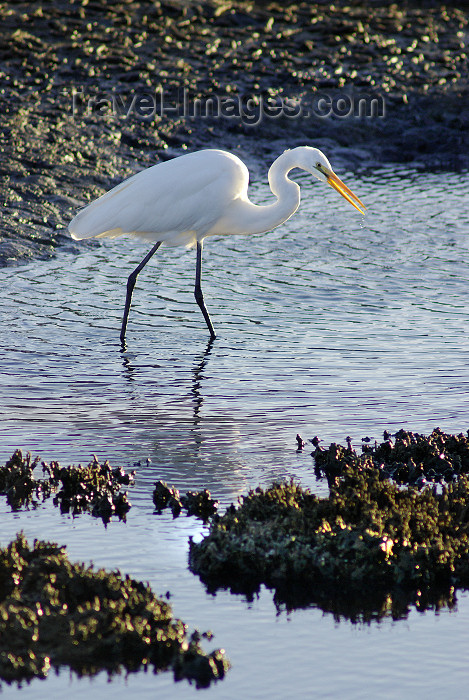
[238, 150, 302, 235]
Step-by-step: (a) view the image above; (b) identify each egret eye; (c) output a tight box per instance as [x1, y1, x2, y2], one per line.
[316, 162, 322, 170]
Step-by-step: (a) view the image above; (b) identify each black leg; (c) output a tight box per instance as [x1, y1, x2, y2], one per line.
[120, 241, 162, 344]
[194, 240, 216, 340]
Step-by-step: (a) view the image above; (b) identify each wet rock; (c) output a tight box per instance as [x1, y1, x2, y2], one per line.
[153, 480, 218, 521]
[296, 434, 306, 451]
[181, 489, 218, 521]
[47, 456, 135, 523]
[0, 450, 135, 524]
[189, 461, 469, 620]
[0, 450, 52, 509]
[0, 533, 229, 688]
[314, 427, 469, 485]
[153, 480, 182, 517]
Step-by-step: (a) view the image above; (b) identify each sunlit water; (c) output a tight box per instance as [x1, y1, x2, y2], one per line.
[1, 165, 469, 698]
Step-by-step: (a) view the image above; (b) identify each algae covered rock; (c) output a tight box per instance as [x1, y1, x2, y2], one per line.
[153, 480, 218, 521]
[0, 451, 52, 509]
[189, 466, 469, 619]
[314, 428, 469, 486]
[0, 533, 229, 688]
[0, 450, 135, 523]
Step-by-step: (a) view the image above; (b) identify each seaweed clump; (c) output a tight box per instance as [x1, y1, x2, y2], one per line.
[314, 428, 469, 487]
[0, 451, 52, 509]
[0, 450, 134, 524]
[153, 481, 218, 522]
[190, 466, 469, 620]
[0, 533, 229, 688]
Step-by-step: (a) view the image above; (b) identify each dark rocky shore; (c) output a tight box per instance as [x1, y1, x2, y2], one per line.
[0, 533, 230, 687]
[1, 0, 468, 265]
[190, 428, 469, 620]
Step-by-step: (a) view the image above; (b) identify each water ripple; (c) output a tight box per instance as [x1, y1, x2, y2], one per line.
[0, 167, 468, 484]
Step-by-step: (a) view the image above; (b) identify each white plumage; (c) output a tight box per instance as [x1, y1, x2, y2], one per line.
[68, 147, 365, 343]
[70, 150, 250, 248]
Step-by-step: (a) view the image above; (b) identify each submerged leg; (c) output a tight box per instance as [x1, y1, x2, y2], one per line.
[120, 241, 162, 344]
[194, 240, 216, 340]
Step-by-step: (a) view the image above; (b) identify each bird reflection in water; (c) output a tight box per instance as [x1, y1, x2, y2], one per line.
[191, 337, 215, 424]
[120, 337, 215, 427]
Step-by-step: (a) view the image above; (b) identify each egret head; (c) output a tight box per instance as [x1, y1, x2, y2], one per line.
[298, 146, 366, 215]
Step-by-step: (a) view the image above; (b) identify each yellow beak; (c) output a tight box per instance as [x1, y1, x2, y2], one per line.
[325, 168, 366, 215]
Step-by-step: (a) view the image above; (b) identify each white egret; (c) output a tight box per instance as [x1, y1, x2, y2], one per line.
[69, 147, 365, 343]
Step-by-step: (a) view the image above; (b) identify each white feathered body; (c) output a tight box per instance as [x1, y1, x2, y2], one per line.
[69, 149, 255, 248]
[68, 146, 363, 255]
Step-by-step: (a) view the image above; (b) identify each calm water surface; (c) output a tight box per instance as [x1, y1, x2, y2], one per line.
[1, 165, 468, 698]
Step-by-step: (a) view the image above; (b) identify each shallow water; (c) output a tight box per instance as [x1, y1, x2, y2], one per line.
[1, 165, 469, 698]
